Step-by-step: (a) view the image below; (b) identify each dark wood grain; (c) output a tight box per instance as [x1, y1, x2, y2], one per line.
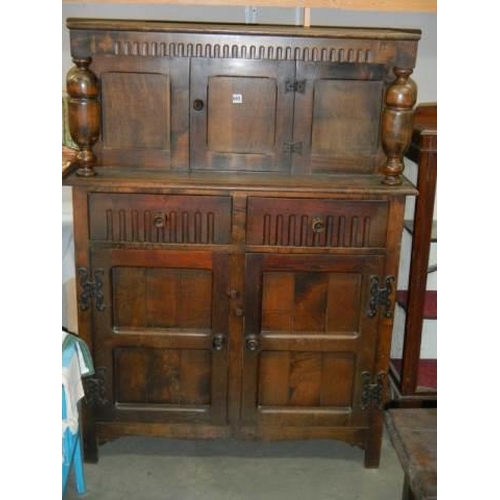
[385, 409, 437, 500]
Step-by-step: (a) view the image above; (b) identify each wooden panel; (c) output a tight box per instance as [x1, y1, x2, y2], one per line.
[326, 273, 361, 332]
[292, 62, 387, 175]
[261, 271, 360, 335]
[258, 351, 355, 407]
[112, 267, 146, 328]
[261, 272, 294, 332]
[91, 55, 190, 170]
[258, 351, 291, 406]
[246, 197, 388, 247]
[287, 352, 322, 406]
[102, 72, 170, 150]
[311, 80, 383, 156]
[207, 76, 277, 154]
[321, 353, 355, 406]
[293, 273, 328, 332]
[89, 193, 232, 244]
[114, 347, 211, 405]
[112, 267, 212, 329]
[146, 269, 213, 328]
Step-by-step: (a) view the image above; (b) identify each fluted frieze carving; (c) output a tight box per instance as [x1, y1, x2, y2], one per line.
[107, 38, 375, 63]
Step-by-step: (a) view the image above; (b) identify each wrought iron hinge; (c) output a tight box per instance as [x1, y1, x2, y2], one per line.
[285, 79, 306, 93]
[283, 141, 303, 154]
[83, 367, 108, 408]
[78, 267, 105, 312]
[361, 371, 386, 410]
[367, 275, 395, 318]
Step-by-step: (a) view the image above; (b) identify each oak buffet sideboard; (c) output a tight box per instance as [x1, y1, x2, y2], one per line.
[63, 18, 420, 468]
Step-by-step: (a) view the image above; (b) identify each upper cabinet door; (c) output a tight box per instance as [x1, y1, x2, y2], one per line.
[190, 58, 295, 172]
[92, 56, 190, 170]
[292, 62, 387, 175]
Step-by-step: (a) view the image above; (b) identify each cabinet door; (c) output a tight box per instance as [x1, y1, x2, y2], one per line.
[89, 248, 229, 425]
[92, 56, 190, 169]
[292, 62, 387, 175]
[241, 253, 384, 428]
[190, 58, 295, 172]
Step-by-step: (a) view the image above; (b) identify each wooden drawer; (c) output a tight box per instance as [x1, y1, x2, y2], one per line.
[246, 197, 388, 248]
[88, 193, 232, 244]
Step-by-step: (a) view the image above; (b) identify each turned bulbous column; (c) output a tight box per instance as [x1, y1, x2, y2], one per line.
[381, 68, 417, 186]
[66, 58, 100, 177]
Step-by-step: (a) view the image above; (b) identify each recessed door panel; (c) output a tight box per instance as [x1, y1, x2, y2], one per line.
[261, 271, 362, 336]
[112, 267, 212, 329]
[207, 76, 277, 154]
[292, 62, 387, 174]
[311, 80, 383, 156]
[92, 55, 190, 169]
[102, 72, 171, 150]
[114, 347, 211, 406]
[258, 351, 355, 408]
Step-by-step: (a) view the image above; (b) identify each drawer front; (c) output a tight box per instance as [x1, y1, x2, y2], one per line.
[246, 197, 388, 248]
[89, 193, 232, 244]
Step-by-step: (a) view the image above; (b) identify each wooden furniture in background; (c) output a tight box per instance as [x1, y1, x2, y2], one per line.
[385, 408, 437, 500]
[63, 18, 420, 468]
[389, 103, 437, 406]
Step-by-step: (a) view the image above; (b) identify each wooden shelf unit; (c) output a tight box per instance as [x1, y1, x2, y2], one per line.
[389, 103, 437, 407]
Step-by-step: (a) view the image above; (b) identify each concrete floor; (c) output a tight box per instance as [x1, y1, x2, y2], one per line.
[64, 427, 404, 500]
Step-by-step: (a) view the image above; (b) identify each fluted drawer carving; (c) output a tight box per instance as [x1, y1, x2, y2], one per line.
[89, 193, 231, 244]
[246, 198, 388, 248]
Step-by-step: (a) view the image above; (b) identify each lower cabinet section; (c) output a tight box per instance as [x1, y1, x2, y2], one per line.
[83, 243, 391, 467]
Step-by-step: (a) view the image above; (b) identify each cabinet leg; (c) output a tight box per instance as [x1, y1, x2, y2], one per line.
[363, 442, 381, 468]
[363, 413, 383, 468]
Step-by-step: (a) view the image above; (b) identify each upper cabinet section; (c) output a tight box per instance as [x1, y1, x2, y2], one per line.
[66, 19, 420, 184]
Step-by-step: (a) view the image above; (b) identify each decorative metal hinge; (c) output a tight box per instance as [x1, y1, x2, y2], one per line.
[83, 367, 108, 408]
[283, 141, 303, 154]
[361, 371, 386, 410]
[78, 267, 105, 312]
[367, 275, 395, 318]
[285, 79, 306, 93]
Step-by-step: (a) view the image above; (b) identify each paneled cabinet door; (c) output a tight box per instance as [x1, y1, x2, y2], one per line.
[92, 56, 190, 169]
[241, 253, 384, 428]
[89, 248, 230, 425]
[190, 58, 295, 172]
[292, 62, 387, 175]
